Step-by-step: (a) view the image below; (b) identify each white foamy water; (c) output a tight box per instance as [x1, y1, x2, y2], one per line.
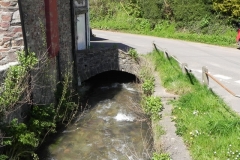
[122, 84, 136, 92]
[41, 82, 152, 160]
[98, 116, 111, 122]
[114, 113, 135, 122]
[96, 100, 113, 113]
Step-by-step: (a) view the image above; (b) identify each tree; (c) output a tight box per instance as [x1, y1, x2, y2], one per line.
[213, 0, 240, 19]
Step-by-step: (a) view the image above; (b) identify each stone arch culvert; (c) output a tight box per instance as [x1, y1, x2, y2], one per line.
[76, 48, 141, 86]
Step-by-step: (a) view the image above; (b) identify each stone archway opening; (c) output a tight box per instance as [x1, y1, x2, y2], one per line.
[84, 70, 139, 85]
[78, 70, 140, 96]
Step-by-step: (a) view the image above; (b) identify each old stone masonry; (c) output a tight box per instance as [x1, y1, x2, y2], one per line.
[0, 0, 23, 65]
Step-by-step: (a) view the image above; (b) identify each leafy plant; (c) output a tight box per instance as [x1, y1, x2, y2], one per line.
[142, 79, 155, 95]
[1, 119, 39, 160]
[0, 50, 38, 112]
[142, 96, 162, 120]
[0, 155, 8, 160]
[29, 104, 56, 140]
[54, 72, 79, 125]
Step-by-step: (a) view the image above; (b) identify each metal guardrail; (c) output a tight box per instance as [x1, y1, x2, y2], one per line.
[153, 43, 240, 98]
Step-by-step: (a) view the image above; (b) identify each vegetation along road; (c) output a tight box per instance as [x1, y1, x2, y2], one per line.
[92, 29, 240, 113]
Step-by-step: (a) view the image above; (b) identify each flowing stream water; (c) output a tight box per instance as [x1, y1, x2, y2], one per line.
[40, 72, 153, 160]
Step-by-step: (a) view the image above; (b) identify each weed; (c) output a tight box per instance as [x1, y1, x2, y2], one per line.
[142, 96, 162, 121]
[142, 79, 155, 96]
[0, 50, 38, 112]
[152, 152, 171, 160]
[128, 48, 138, 61]
[154, 124, 165, 137]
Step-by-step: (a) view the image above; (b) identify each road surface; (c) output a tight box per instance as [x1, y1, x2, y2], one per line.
[91, 29, 240, 113]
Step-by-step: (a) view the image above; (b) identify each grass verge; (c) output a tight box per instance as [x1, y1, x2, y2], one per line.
[148, 49, 240, 160]
[91, 12, 236, 47]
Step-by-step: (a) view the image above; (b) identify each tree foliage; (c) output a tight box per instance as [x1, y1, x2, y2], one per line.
[170, 0, 213, 28]
[213, 0, 240, 19]
[90, 0, 238, 34]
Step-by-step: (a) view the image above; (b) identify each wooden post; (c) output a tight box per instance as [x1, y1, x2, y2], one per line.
[164, 51, 169, 58]
[202, 66, 209, 85]
[182, 63, 188, 74]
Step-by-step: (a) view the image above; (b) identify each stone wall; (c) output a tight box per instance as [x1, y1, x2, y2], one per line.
[57, 0, 74, 79]
[0, 0, 77, 104]
[21, 0, 47, 54]
[0, 0, 23, 65]
[0, 0, 77, 122]
[76, 48, 140, 84]
[0, 0, 76, 87]
[21, 0, 57, 105]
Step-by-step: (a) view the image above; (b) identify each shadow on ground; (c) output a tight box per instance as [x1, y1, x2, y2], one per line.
[90, 36, 133, 52]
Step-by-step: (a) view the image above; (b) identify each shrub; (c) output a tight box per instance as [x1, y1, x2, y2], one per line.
[0, 50, 38, 112]
[213, 0, 240, 20]
[142, 96, 163, 120]
[142, 79, 155, 95]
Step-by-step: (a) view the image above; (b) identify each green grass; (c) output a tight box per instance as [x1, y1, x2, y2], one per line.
[91, 10, 236, 47]
[148, 49, 240, 160]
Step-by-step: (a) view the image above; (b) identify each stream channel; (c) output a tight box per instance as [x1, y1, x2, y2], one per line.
[39, 71, 153, 160]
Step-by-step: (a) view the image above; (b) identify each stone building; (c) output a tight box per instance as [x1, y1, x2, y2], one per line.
[0, 0, 22, 66]
[0, 0, 90, 120]
[0, 0, 90, 85]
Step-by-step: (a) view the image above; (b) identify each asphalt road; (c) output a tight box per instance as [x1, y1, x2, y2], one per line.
[92, 29, 240, 113]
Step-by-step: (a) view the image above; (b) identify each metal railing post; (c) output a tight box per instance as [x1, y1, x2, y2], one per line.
[202, 66, 209, 85]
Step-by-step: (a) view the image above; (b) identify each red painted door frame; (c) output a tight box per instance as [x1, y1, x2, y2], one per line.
[44, 0, 60, 57]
